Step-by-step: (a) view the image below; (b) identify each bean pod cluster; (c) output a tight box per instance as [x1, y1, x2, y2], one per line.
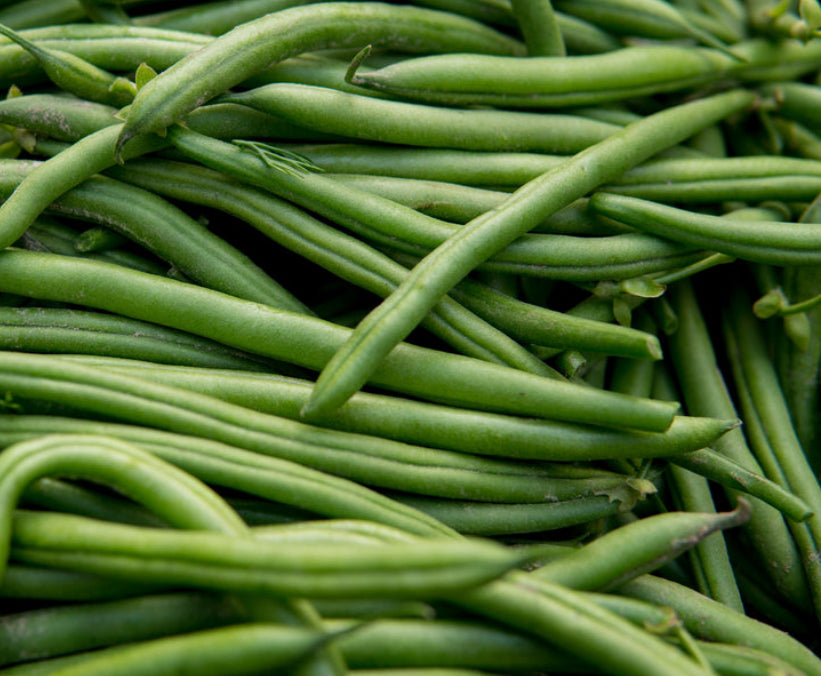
[0, 0, 820, 674]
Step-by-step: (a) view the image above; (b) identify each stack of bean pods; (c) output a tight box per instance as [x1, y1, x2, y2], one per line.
[0, 0, 821, 673]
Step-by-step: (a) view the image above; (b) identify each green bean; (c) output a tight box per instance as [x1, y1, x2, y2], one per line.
[7, 622, 342, 676]
[0, 354, 605, 505]
[0, 22, 135, 106]
[223, 82, 619, 153]
[0, 351, 656, 511]
[0, 307, 277, 371]
[133, 0, 313, 33]
[586, 593, 808, 676]
[0, 435, 248, 552]
[723, 288, 821, 621]
[0, 159, 310, 312]
[349, 44, 733, 108]
[298, 89, 755, 419]
[395, 495, 622, 535]
[116, 1, 525, 155]
[619, 574, 821, 676]
[102, 158, 557, 378]
[9, 509, 526, 598]
[553, 0, 737, 49]
[0, 251, 681, 431]
[531, 500, 749, 591]
[59, 356, 734, 461]
[668, 279, 811, 606]
[168, 127, 702, 281]
[328, 617, 584, 672]
[453, 577, 715, 676]
[108, 157, 657, 361]
[510, 0, 563, 56]
[283, 143, 567, 186]
[591, 192, 821, 266]
[74, 226, 129, 252]
[0, 592, 245, 667]
[668, 448, 812, 523]
[0, 563, 161, 601]
[0, 124, 160, 251]
[0, 93, 118, 142]
[19, 216, 168, 275]
[0, 415, 455, 538]
[0, 0, 84, 29]
[646, 360, 746, 613]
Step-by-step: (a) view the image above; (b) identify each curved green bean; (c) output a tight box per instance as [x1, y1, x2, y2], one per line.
[591, 192, 821, 266]
[0, 159, 309, 312]
[9, 509, 526, 598]
[116, 1, 525, 155]
[0, 250, 680, 431]
[299, 89, 755, 418]
[0, 415, 455, 538]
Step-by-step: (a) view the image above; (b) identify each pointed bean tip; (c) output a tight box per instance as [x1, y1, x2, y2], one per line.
[647, 336, 663, 361]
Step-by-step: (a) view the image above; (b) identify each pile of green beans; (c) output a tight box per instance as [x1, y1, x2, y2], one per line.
[2, 0, 821, 673]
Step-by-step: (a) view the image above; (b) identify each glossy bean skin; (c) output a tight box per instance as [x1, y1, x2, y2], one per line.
[0, 250, 680, 432]
[299, 89, 755, 418]
[591, 192, 821, 266]
[223, 82, 620, 154]
[350, 44, 733, 108]
[116, 1, 525, 154]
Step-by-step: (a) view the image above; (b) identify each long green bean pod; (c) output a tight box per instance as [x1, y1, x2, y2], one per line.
[0, 250, 680, 432]
[299, 89, 755, 418]
[58, 356, 735, 461]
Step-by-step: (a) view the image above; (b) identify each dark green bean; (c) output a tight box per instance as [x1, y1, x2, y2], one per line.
[329, 617, 584, 672]
[0, 592, 245, 667]
[298, 89, 755, 418]
[619, 575, 821, 676]
[116, 1, 525, 154]
[0, 251, 681, 431]
[349, 44, 733, 108]
[395, 495, 622, 535]
[4, 622, 342, 676]
[0, 159, 310, 312]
